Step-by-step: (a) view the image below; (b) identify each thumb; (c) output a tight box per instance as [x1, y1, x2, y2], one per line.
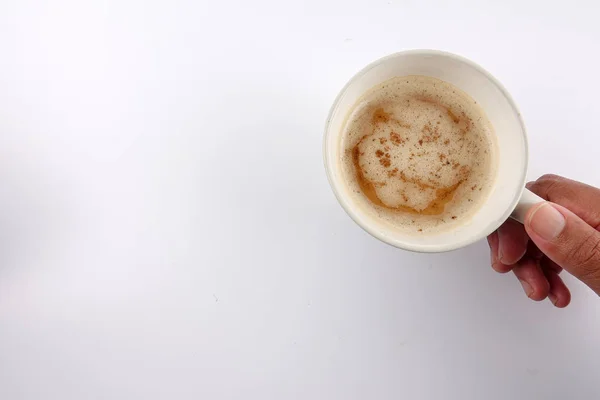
[525, 202, 600, 295]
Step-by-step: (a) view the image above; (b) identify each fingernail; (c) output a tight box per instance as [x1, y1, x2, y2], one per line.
[548, 292, 558, 306]
[519, 279, 533, 297]
[528, 203, 566, 241]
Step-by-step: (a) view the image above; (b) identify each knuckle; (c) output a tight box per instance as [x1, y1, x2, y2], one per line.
[530, 174, 565, 201]
[492, 261, 512, 274]
[567, 231, 600, 282]
[538, 173, 561, 182]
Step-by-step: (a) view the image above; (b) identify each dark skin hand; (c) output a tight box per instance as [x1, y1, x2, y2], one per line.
[488, 174, 600, 307]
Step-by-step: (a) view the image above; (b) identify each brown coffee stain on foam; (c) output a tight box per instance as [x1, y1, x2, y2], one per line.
[352, 135, 467, 215]
[397, 170, 467, 215]
[446, 108, 460, 123]
[352, 142, 388, 209]
[352, 142, 465, 215]
[373, 107, 411, 128]
[413, 95, 472, 135]
[389, 131, 405, 145]
[447, 109, 471, 135]
[351, 107, 470, 216]
[372, 107, 391, 124]
[421, 122, 441, 143]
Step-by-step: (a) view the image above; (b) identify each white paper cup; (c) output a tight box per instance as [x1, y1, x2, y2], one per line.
[323, 50, 544, 252]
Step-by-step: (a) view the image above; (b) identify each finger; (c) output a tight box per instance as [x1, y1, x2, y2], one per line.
[497, 219, 529, 265]
[529, 242, 563, 274]
[544, 270, 571, 308]
[512, 257, 550, 301]
[526, 240, 544, 261]
[525, 202, 600, 295]
[541, 256, 563, 274]
[488, 231, 513, 273]
[525, 180, 536, 189]
[528, 174, 600, 228]
[487, 230, 498, 253]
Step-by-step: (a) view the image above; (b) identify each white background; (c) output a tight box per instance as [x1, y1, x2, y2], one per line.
[0, 1, 599, 399]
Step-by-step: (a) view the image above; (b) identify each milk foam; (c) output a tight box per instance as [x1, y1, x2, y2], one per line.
[340, 75, 497, 234]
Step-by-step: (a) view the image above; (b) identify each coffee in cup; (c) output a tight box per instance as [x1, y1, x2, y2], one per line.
[324, 50, 543, 252]
[339, 75, 498, 234]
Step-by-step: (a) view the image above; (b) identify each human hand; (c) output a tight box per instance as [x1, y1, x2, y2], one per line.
[487, 174, 600, 307]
